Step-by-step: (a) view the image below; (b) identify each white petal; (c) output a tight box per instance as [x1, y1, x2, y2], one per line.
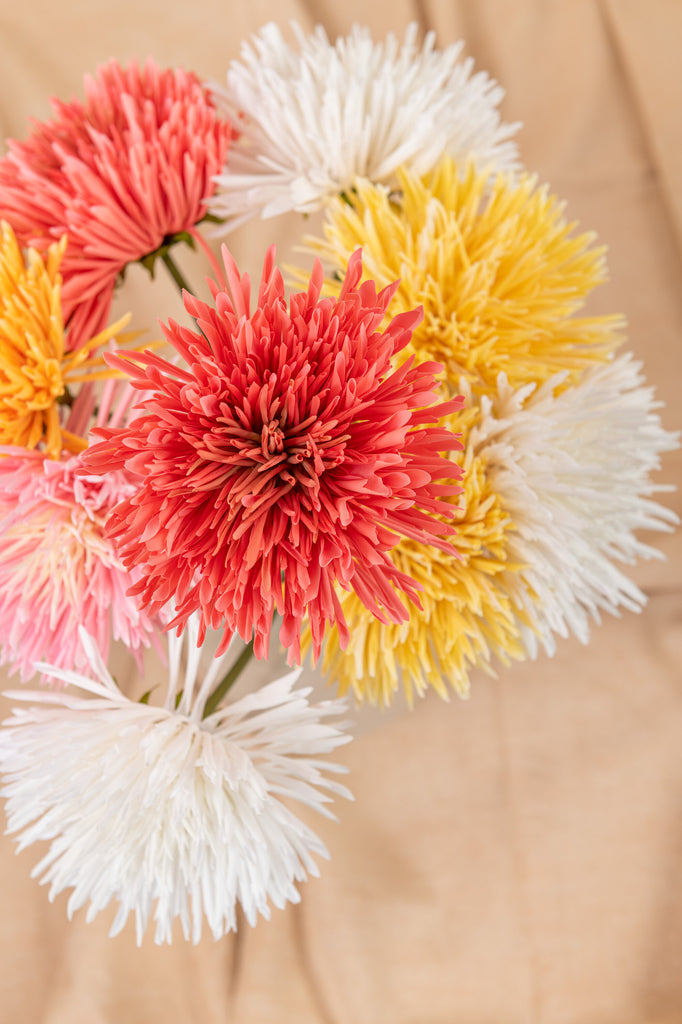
[469, 356, 679, 653]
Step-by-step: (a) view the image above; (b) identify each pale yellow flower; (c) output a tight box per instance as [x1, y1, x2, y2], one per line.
[301, 157, 623, 395]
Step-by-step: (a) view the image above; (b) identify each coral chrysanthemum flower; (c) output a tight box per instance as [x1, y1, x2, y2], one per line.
[302, 157, 624, 394]
[0, 60, 231, 349]
[210, 21, 519, 226]
[85, 248, 463, 662]
[0, 442, 158, 682]
[0, 222, 130, 458]
[0, 620, 352, 944]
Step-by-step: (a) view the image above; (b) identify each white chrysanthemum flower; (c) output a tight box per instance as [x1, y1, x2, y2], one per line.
[210, 21, 520, 227]
[470, 355, 679, 656]
[0, 620, 352, 945]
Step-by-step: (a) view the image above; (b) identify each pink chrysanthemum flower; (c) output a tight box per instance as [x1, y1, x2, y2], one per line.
[0, 384, 158, 682]
[85, 248, 464, 662]
[0, 59, 231, 349]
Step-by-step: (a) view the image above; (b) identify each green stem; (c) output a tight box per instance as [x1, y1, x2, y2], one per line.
[202, 640, 255, 719]
[161, 251, 193, 295]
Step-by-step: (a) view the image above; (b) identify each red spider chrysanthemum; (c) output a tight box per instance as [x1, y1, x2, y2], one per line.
[0, 59, 232, 350]
[85, 248, 464, 661]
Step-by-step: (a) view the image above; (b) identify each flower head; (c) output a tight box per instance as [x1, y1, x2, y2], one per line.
[0, 620, 352, 944]
[209, 22, 519, 227]
[0, 60, 231, 348]
[85, 247, 463, 662]
[470, 357, 679, 656]
[0, 222, 129, 457]
[303, 157, 623, 394]
[0, 439, 157, 682]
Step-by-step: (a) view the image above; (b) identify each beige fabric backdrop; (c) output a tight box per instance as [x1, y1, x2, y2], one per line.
[0, 1, 680, 1021]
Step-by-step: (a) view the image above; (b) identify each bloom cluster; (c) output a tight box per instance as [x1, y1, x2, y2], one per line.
[301, 157, 678, 702]
[0, 23, 676, 944]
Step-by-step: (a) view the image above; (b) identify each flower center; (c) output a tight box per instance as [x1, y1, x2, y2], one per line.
[262, 420, 285, 456]
[235, 415, 342, 487]
[205, 407, 349, 525]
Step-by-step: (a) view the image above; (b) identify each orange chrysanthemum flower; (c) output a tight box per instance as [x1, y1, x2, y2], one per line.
[0, 222, 129, 458]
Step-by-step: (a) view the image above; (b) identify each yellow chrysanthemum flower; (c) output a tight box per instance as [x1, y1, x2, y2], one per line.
[300, 157, 623, 395]
[311, 405, 533, 706]
[0, 221, 130, 458]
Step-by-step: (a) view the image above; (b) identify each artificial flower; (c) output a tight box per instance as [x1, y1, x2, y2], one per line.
[84, 247, 464, 663]
[0, 222, 130, 457]
[0, 619, 352, 944]
[209, 21, 519, 227]
[0, 433, 157, 682]
[0, 60, 231, 349]
[302, 157, 623, 394]
[469, 356, 679, 656]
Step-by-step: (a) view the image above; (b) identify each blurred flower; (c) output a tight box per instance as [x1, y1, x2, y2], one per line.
[0, 60, 231, 349]
[209, 22, 519, 227]
[0, 222, 129, 457]
[0, 619, 352, 944]
[84, 247, 463, 663]
[303, 157, 623, 394]
[0, 432, 157, 682]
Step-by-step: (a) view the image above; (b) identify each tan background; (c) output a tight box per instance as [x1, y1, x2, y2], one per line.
[1, 1, 681, 1021]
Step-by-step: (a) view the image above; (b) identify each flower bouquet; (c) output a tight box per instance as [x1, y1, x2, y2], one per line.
[0, 23, 676, 946]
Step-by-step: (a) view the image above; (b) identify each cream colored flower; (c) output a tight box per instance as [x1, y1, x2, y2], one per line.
[0, 619, 352, 944]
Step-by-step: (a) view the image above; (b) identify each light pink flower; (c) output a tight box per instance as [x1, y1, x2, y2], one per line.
[0, 390, 158, 681]
[0, 59, 232, 349]
[85, 248, 463, 662]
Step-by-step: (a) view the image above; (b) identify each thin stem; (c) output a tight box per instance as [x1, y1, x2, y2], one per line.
[161, 251, 193, 295]
[202, 640, 255, 719]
